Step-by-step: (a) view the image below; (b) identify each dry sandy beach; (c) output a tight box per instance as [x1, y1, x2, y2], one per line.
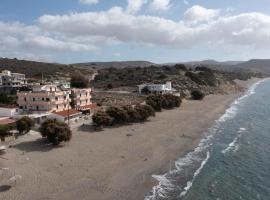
[0, 79, 259, 200]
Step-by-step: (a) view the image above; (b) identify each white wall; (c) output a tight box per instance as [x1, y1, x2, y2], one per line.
[0, 108, 18, 117]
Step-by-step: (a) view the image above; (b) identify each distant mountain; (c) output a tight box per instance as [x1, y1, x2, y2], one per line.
[183, 59, 244, 66]
[234, 59, 270, 74]
[73, 61, 155, 69]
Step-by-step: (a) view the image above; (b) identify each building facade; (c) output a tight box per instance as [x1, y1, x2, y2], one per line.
[17, 84, 94, 115]
[17, 85, 71, 113]
[71, 88, 92, 110]
[0, 70, 27, 93]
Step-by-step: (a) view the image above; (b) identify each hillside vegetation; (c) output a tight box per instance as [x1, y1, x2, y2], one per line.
[0, 58, 93, 78]
[92, 65, 257, 95]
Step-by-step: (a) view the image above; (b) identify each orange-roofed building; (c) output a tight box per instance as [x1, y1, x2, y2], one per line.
[48, 109, 82, 123]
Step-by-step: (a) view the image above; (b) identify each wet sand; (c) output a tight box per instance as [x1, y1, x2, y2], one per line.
[0, 79, 259, 200]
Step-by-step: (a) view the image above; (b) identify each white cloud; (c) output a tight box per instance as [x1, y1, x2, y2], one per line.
[3, 5, 270, 62]
[0, 21, 98, 55]
[149, 0, 171, 11]
[126, 0, 147, 14]
[184, 5, 220, 23]
[37, 6, 270, 49]
[79, 0, 99, 5]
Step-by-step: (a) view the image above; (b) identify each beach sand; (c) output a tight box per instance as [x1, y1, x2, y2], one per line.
[0, 79, 259, 200]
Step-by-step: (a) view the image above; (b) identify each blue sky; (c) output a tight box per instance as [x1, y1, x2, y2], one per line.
[1, 0, 270, 64]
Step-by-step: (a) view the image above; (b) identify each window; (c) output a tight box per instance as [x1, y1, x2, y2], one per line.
[42, 98, 45, 101]
[33, 98, 35, 101]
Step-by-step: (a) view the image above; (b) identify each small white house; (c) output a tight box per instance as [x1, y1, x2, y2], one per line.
[0, 105, 19, 117]
[138, 81, 175, 95]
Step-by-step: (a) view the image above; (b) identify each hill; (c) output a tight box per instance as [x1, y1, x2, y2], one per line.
[0, 58, 93, 78]
[73, 61, 155, 69]
[234, 59, 270, 75]
[184, 59, 244, 66]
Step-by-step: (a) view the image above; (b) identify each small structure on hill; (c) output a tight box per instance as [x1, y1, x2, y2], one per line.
[138, 81, 175, 95]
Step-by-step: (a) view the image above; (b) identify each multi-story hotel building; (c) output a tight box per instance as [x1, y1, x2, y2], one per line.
[17, 85, 71, 113]
[71, 88, 92, 110]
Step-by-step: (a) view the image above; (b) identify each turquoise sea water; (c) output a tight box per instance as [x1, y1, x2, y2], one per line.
[145, 79, 270, 200]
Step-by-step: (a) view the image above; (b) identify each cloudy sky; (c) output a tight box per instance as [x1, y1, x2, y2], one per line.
[1, 0, 270, 63]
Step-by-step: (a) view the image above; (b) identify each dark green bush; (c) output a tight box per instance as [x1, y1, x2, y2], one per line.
[16, 117, 35, 134]
[40, 119, 72, 145]
[175, 64, 187, 71]
[146, 94, 182, 111]
[191, 90, 205, 100]
[146, 95, 163, 111]
[92, 110, 113, 127]
[0, 125, 12, 141]
[122, 105, 141, 122]
[70, 73, 89, 88]
[106, 106, 129, 124]
[134, 104, 155, 121]
[185, 72, 206, 85]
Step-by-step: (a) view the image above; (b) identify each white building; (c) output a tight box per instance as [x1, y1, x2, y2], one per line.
[138, 81, 175, 95]
[0, 105, 19, 117]
[0, 70, 27, 93]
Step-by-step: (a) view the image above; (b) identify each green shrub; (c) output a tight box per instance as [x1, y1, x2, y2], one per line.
[0, 125, 12, 141]
[106, 106, 129, 124]
[134, 104, 155, 121]
[92, 110, 113, 127]
[146, 95, 163, 111]
[175, 64, 187, 71]
[40, 119, 72, 145]
[122, 105, 141, 122]
[16, 117, 35, 134]
[191, 90, 205, 100]
[185, 72, 206, 85]
[0, 94, 15, 104]
[70, 73, 89, 88]
[146, 94, 182, 111]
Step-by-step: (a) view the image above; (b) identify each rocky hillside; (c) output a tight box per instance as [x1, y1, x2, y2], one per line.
[92, 65, 256, 96]
[73, 61, 154, 69]
[0, 58, 93, 78]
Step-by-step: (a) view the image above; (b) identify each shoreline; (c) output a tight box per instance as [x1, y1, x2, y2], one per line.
[1, 78, 261, 200]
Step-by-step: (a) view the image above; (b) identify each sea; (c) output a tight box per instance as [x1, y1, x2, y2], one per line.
[145, 79, 270, 200]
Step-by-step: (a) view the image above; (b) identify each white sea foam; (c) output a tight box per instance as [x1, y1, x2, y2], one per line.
[145, 79, 269, 200]
[222, 127, 247, 154]
[222, 136, 239, 154]
[238, 127, 246, 133]
[179, 151, 210, 198]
